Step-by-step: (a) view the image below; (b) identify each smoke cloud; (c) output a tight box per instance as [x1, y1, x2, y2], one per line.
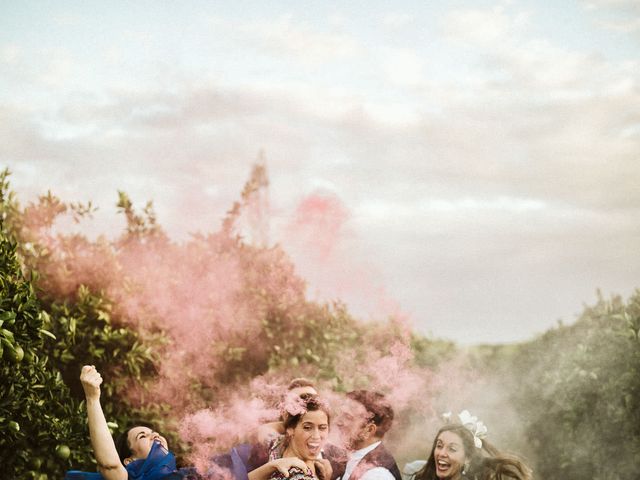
[11, 174, 528, 474]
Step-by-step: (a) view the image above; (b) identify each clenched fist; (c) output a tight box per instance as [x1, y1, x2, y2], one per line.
[80, 365, 103, 400]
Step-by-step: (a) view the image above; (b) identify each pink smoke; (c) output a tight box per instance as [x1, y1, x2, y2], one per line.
[11, 172, 483, 470]
[286, 192, 350, 262]
[282, 191, 409, 327]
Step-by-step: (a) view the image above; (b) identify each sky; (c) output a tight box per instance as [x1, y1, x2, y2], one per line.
[1, 0, 639, 344]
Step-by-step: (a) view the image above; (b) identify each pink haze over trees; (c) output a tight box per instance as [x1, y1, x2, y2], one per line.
[3, 165, 638, 479]
[2, 166, 462, 470]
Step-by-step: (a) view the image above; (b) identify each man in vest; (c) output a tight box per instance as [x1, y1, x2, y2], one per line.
[335, 390, 401, 480]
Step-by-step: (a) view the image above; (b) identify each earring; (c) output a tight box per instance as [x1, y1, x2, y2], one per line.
[462, 462, 469, 476]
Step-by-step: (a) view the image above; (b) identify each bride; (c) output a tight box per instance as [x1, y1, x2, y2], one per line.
[404, 411, 532, 480]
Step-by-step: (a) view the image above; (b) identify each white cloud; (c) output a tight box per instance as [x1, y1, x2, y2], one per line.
[209, 14, 360, 66]
[2, 2, 640, 343]
[423, 196, 546, 213]
[39, 48, 76, 88]
[52, 13, 86, 27]
[0, 44, 21, 64]
[442, 5, 530, 46]
[381, 47, 426, 88]
[354, 196, 546, 226]
[436, 5, 639, 100]
[582, 0, 640, 14]
[598, 16, 640, 33]
[581, 0, 640, 36]
[381, 12, 414, 29]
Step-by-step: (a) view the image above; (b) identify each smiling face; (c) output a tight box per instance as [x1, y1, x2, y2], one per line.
[285, 410, 330, 461]
[433, 430, 467, 479]
[125, 426, 168, 462]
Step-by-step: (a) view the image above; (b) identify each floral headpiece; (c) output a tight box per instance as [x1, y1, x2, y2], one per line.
[281, 393, 309, 417]
[442, 410, 488, 448]
[281, 392, 326, 419]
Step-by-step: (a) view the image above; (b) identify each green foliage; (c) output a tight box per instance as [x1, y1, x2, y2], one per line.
[0, 167, 376, 475]
[1, 170, 169, 477]
[262, 301, 362, 384]
[116, 191, 163, 240]
[0, 227, 90, 479]
[6, 164, 639, 480]
[39, 285, 161, 408]
[409, 332, 457, 369]
[505, 291, 640, 480]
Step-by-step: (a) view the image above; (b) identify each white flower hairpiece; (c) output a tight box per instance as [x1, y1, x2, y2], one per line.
[442, 410, 488, 448]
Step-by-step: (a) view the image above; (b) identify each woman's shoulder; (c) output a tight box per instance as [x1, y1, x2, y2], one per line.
[401, 460, 427, 480]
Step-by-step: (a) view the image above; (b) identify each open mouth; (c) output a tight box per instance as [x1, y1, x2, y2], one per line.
[436, 459, 450, 473]
[307, 442, 321, 455]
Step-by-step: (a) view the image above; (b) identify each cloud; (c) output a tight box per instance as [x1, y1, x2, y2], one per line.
[582, 0, 640, 14]
[0, 44, 21, 64]
[52, 12, 86, 27]
[581, 0, 640, 36]
[2, 3, 640, 342]
[381, 47, 426, 87]
[598, 16, 640, 33]
[207, 13, 360, 66]
[442, 5, 530, 46]
[381, 13, 414, 29]
[4, 42, 639, 223]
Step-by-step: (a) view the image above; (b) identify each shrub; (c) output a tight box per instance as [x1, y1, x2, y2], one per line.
[0, 225, 91, 479]
[507, 291, 640, 479]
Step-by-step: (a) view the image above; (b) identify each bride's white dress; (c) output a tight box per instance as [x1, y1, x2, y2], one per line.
[401, 460, 426, 480]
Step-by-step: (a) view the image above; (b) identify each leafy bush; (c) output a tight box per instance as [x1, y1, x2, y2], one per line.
[13, 165, 639, 480]
[0, 167, 391, 474]
[504, 291, 640, 479]
[0, 225, 91, 479]
[0, 170, 172, 477]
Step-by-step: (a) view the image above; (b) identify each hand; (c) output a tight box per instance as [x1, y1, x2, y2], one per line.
[257, 424, 280, 444]
[314, 459, 333, 480]
[80, 365, 103, 400]
[272, 457, 309, 477]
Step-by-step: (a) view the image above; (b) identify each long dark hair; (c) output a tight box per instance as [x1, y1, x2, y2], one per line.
[415, 424, 532, 480]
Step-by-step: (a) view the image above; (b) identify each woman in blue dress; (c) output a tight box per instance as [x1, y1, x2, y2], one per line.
[65, 366, 197, 480]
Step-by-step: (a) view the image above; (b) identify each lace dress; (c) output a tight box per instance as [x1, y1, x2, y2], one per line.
[267, 437, 316, 480]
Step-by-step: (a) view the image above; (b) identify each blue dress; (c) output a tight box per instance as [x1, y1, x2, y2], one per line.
[65, 441, 199, 480]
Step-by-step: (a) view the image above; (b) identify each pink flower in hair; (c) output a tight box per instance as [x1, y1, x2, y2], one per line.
[281, 393, 308, 417]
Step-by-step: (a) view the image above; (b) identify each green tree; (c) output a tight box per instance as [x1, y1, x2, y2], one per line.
[0, 224, 90, 479]
[507, 291, 640, 480]
[0, 170, 170, 476]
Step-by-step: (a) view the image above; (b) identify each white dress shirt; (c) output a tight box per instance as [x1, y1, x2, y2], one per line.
[341, 441, 396, 480]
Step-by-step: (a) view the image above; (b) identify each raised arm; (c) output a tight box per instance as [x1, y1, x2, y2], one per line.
[80, 365, 128, 480]
[254, 421, 285, 444]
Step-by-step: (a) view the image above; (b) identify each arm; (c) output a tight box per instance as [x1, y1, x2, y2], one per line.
[255, 422, 285, 444]
[80, 365, 128, 480]
[248, 457, 310, 480]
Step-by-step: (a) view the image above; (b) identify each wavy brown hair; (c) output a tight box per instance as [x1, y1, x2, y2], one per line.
[414, 423, 532, 480]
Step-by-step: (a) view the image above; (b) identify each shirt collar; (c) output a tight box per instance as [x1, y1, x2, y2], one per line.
[350, 441, 382, 461]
